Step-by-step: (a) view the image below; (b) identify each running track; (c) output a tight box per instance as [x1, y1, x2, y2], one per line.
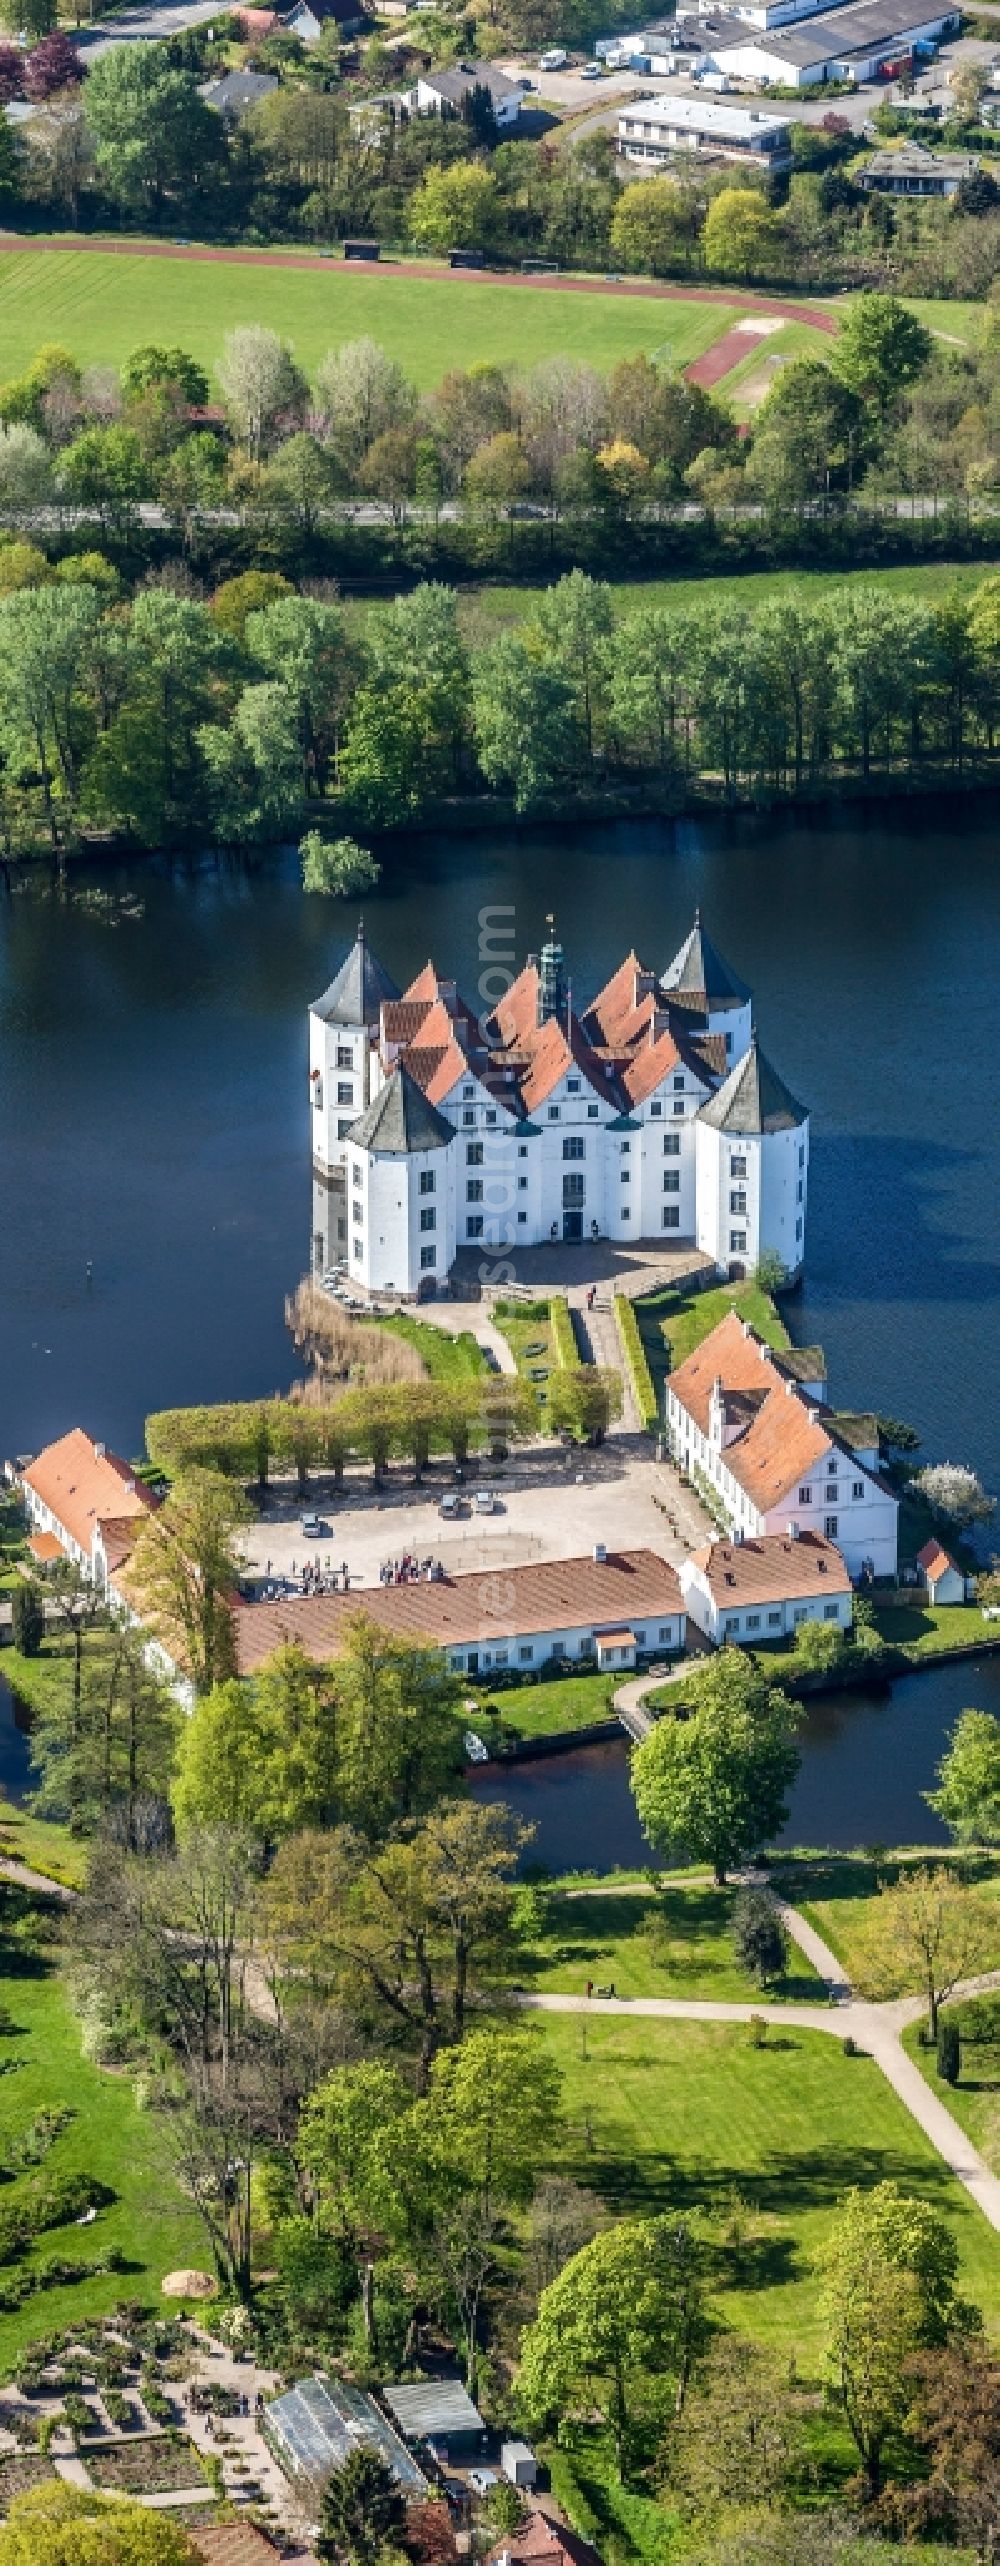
[0, 229, 838, 388]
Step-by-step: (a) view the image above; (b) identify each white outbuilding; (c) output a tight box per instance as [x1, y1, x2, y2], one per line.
[680, 1529, 853, 1645]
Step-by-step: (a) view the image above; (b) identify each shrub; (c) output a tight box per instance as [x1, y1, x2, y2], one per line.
[10, 1583, 44, 1657]
[731, 1886, 788, 1986]
[615, 1296, 657, 1433]
[747, 2013, 768, 2048]
[936, 2017, 961, 2085]
[550, 1298, 580, 1370]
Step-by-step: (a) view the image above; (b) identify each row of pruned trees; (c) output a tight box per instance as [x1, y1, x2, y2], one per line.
[144, 1365, 620, 1489]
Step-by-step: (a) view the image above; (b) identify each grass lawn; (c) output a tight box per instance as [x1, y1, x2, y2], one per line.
[0, 247, 746, 390]
[710, 319, 826, 418]
[0, 1798, 85, 1893]
[784, 1850, 1000, 1988]
[472, 1666, 618, 1742]
[452, 558, 1000, 650]
[374, 1313, 488, 1381]
[903, 1993, 1000, 2164]
[492, 1299, 558, 1412]
[518, 1878, 819, 1999]
[873, 1595, 1000, 1659]
[535, 2009, 1000, 2355]
[3, 1632, 88, 1730]
[0, 1894, 205, 2373]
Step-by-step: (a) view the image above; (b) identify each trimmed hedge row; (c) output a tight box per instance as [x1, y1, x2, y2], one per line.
[615, 1298, 659, 1434]
[550, 1299, 582, 1370]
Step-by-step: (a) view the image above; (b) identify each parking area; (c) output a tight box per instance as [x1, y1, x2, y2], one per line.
[238, 1439, 711, 1598]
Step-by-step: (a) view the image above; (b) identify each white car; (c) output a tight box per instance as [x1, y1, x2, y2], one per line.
[580, 61, 603, 76]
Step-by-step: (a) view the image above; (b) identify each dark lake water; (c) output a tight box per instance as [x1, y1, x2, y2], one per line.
[3, 792, 1000, 1844]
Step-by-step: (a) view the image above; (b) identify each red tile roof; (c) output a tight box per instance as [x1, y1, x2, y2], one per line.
[917, 1538, 958, 1581]
[687, 1531, 851, 1607]
[485, 2513, 603, 2566]
[22, 1430, 154, 1561]
[234, 1549, 684, 1674]
[668, 1312, 834, 1513]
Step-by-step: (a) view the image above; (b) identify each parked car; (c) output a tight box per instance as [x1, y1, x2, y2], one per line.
[475, 1489, 501, 1514]
[301, 1514, 330, 1538]
[580, 61, 603, 76]
[439, 1492, 466, 1518]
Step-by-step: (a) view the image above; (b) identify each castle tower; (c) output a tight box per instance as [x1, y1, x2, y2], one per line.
[661, 909, 752, 1061]
[537, 917, 567, 1027]
[694, 1033, 809, 1284]
[309, 923, 401, 1269]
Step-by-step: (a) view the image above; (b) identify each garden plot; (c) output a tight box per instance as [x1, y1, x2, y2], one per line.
[86, 2433, 209, 2495]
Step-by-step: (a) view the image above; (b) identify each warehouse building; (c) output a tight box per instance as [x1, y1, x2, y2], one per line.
[693, 0, 958, 83]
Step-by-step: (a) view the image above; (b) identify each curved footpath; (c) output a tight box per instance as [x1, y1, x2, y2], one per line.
[520, 1883, 1000, 2235]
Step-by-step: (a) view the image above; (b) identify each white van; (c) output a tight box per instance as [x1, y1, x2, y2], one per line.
[539, 47, 568, 68]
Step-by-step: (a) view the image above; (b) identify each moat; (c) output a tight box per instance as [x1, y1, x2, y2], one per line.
[3, 791, 1000, 1848]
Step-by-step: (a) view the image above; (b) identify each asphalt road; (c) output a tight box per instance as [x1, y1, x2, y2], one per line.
[74, 0, 219, 57]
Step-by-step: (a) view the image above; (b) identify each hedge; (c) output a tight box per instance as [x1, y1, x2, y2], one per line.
[550, 1299, 582, 1370]
[615, 1297, 658, 1434]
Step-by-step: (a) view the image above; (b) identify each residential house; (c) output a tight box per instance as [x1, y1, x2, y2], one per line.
[20, 1429, 156, 1591]
[680, 1530, 853, 1646]
[200, 69, 280, 117]
[916, 1537, 966, 1605]
[665, 1310, 898, 1578]
[618, 96, 792, 167]
[485, 2512, 604, 2566]
[409, 61, 523, 123]
[234, 1548, 686, 1678]
[281, 0, 367, 41]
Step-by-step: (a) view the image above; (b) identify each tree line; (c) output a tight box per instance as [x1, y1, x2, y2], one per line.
[7, 551, 1000, 853]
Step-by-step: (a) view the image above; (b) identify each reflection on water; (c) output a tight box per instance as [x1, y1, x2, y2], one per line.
[469, 1655, 1000, 1866]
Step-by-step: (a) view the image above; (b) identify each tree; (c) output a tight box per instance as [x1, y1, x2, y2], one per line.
[936, 2017, 961, 2085]
[83, 42, 222, 215]
[473, 630, 580, 812]
[10, 1581, 43, 1657]
[0, 0, 53, 36]
[914, 1462, 994, 1527]
[854, 1864, 995, 2038]
[702, 189, 776, 281]
[730, 1886, 788, 1986]
[0, 2482, 202, 2566]
[820, 2181, 977, 2499]
[519, 2215, 707, 2476]
[126, 1470, 250, 1697]
[834, 292, 932, 417]
[264, 431, 337, 534]
[245, 595, 355, 799]
[547, 1367, 622, 1443]
[121, 344, 209, 410]
[0, 579, 102, 856]
[198, 681, 303, 847]
[156, 433, 226, 551]
[23, 31, 82, 95]
[210, 569, 293, 642]
[412, 2024, 563, 2393]
[749, 358, 862, 505]
[58, 425, 152, 532]
[632, 1653, 800, 1883]
[664, 2336, 796, 2515]
[904, 2338, 1000, 2560]
[408, 161, 500, 254]
[316, 337, 416, 476]
[24, 93, 92, 224]
[534, 569, 613, 763]
[216, 327, 308, 462]
[926, 1709, 1000, 1848]
[794, 1619, 847, 1674]
[610, 177, 692, 277]
[171, 1676, 282, 1840]
[301, 832, 381, 897]
[318, 2448, 405, 2566]
[0, 46, 22, 100]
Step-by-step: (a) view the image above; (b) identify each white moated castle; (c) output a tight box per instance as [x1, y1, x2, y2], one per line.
[308, 914, 809, 1298]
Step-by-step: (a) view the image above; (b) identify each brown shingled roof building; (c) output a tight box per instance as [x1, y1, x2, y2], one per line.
[235, 1548, 686, 1677]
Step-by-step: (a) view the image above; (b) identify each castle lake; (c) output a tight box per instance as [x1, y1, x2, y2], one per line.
[3, 792, 1000, 1852]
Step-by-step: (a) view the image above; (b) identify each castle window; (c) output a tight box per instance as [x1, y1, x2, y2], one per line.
[352, 1201, 363, 1229]
[486, 1111, 497, 1125]
[663, 1172, 679, 1193]
[519, 1645, 533, 1664]
[621, 1168, 630, 1184]
[824, 1603, 840, 1621]
[799, 1145, 805, 1168]
[563, 1137, 584, 1161]
[352, 1236, 363, 1261]
[517, 1210, 527, 1222]
[336, 1046, 352, 1069]
[621, 1207, 630, 1220]
[563, 1175, 585, 1206]
[467, 1181, 483, 1203]
[548, 1106, 560, 1121]
[518, 1176, 527, 1190]
[767, 1610, 781, 1629]
[518, 1144, 528, 1158]
[420, 1208, 436, 1233]
[621, 1140, 630, 1155]
[662, 1208, 679, 1229]
[467, 1216, 484, 1240]
[797, 1181, 803, 1203]
[725, 1034, 734, 1053]
[825, 1484, 837, 1504]
[730, 1229, 747, 1252]
[420, 1245, 436, 1269]
[730, 1189, 747, 1215]
[568, 1077, 581, 1093]
[747, 1614, 760, 1632]
[338, 1118, 353, 1139]
[825, 1514, 839, 1538]
[673, 1100, 685, 1117]
[587, 1104, 599, 1119]
[463, 1084, 474, 1098]
[664, 1134, 680, 1156]
[796, 1218, 803, 1240]
[725, 1616, 740, 1636]
[337, 1083, 353, 1105]
[853, 1482, 864, 1500]
[419, 1170, 435, 1195]
[463, 1110, 475, 1127]
[673, 1074, 684, 1091]
[799, 1487, 812, 1505]
[650, 1102, 662, 1118]
[467, 1143, 483, 1166]
[731, 1154, 747, 1177]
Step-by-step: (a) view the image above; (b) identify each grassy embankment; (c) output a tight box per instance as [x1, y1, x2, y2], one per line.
[0, 246, 746, 387]
[0, 1889, 205, 2370]
[451, 556, 1000, 650]
[373, 1312, 488, 1382]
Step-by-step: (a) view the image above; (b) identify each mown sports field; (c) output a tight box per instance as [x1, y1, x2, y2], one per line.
[0, 241, 754, 384]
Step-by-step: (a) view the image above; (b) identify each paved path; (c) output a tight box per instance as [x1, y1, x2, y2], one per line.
[572, 1294, 640, 1432]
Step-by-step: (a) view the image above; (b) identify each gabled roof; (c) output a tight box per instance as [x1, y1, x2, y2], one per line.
[685, 1530, 851, 1608]
[485, 2513, 604, 2566]
[697, 1034, 807, 1135]
[349, 1063, 454, 1155]
[235, 1548, 685, 1672]
[917, 1537, 959, 1581]
[22, 1430, 154, 1560]
[661, 909, 751, 1015]
[581, 950, 658, 1048]
[667, 1310, 832, 1512]
[311, 923, 400, 1027]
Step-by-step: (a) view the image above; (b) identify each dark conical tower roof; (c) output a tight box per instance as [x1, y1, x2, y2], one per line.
[698, 1033, 807, 1135]
[311, 922, 401, 1027]
[661, 909, 751, 1015]
[348, 1063, 454, 1156]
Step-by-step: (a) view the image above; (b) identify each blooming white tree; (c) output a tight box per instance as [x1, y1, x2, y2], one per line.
[915, 1463, 995, 1526]
[315, 338, 416, 473]
[217, 327, 308, 462]
[0, 424, 54, 512]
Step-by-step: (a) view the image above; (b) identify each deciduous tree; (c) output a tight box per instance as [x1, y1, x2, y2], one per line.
[631, 1652, 799, 1883]
[519, 2214, 707, 2475]
[926, 1708, 1000, 1847]
[126, 1469, 250, 1696]
[853, 1862, 995, 2036]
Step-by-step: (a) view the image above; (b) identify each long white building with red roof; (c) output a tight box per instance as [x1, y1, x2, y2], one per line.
[308, 914, 809, 1298]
